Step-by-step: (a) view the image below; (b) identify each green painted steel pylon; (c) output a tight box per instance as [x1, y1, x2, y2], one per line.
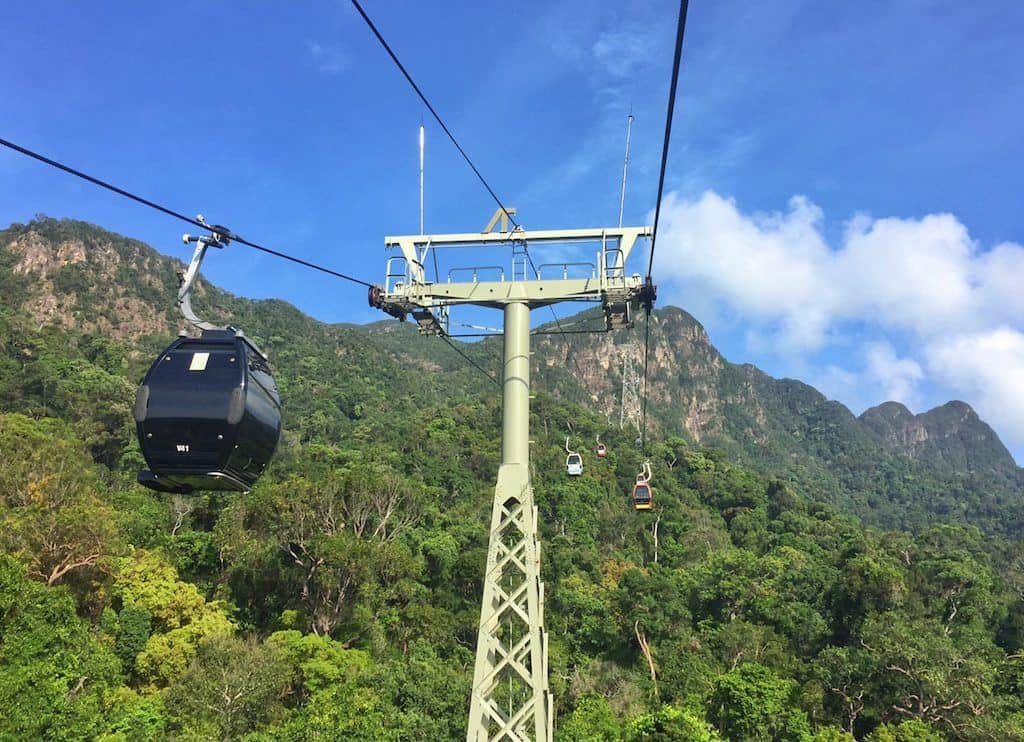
[368, 217, 652, 742]
[467, 302, 552, 741]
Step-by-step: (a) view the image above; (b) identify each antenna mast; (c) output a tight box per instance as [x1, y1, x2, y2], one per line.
[618, 112, 634, 227]
[419, 124, 425, 234]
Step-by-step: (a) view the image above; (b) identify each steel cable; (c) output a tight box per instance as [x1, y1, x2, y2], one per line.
[0, 136, 374, 288]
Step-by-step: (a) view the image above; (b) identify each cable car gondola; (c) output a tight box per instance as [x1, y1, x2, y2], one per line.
[595, 435, 607, 458]
[632, 460, 653, 511]
[134, 226, 282, 494]
[565, 436, 583, 476]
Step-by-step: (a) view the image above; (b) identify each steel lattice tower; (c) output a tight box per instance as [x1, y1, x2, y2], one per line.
[619, 346, 643, 435]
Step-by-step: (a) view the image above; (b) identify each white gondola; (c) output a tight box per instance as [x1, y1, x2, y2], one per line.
[565, 437, 583, 476]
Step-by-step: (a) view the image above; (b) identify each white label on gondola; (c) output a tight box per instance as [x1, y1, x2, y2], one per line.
[189, 352, 210, 371]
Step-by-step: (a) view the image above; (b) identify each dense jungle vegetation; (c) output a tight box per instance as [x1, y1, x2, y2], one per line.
[1, 218, 1023, 740]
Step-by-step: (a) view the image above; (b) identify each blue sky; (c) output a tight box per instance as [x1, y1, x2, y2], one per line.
[2, 1, 1023, 460]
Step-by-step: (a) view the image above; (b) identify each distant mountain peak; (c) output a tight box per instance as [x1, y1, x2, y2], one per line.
[861, 399, 1016, 475]
[863, 400, 914, 420]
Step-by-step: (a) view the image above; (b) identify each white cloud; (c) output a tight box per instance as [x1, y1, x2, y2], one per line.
[925, 328, 1024, 445]
[812, 364, 862, 406]
[655, 191, 837, 348]
[653, 190, 1024, 453]
[808, 344, 924, 413]
[976, 241, 1024, 325]
[592, 27, 653, 78]
[835, 213, 977, 336]
[864, 342, 924, 405]
[655, 190, 1024, 346]
[305, 41, 349, 75]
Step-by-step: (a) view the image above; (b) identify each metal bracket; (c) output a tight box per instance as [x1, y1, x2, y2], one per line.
[178, 219, 231, 331]
[635, 275, 657, 316]
[482, 206, 518, 234]
[368, 284, 407, 322]
[174, 217, 269, 360]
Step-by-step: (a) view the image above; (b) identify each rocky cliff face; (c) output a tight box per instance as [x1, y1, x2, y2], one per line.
[2, 218, 206, 345]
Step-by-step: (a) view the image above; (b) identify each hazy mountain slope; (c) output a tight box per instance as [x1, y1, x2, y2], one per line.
[528, 302, 1024, 534]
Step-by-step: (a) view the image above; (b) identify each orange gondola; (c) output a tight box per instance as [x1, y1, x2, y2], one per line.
[632, 460, 653, 511]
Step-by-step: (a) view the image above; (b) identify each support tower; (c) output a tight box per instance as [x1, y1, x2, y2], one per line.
[619, 345, 643, 435]
[370, 216, 653, 742]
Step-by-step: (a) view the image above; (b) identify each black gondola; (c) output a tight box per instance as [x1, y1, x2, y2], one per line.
[134, 329, 282, 494]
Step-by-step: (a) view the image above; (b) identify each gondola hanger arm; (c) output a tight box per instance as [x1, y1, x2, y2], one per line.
[178, 216, 232, 332]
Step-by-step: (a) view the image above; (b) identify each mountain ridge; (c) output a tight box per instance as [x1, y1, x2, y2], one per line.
[2, 215, 1021, 536]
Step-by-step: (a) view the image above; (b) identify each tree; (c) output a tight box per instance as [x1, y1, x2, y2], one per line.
[114, 605, 152, 676]
[0, 413, 122, 586]
[560, 694, 623, 741]
[859, 614, 997, 736]
[626, 704, 725, 741]
[0, 554, 121, 740]
[97, 688, 168, 742]
[112, 550, 235, 688]
[864, 719, 943, 742]
[710, 663, 813, 742]
[166, 635, 289, 741]
[815, 646, 872, 734]
[218, 467, 422, 637]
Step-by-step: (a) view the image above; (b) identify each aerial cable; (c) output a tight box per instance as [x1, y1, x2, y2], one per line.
[1, 136, 207, 228]
[447, 324, 611, 339]
[0, 136, 374, 288]
[351, 0, 599, 390]
[350, 0, 519, 230]
[647, 0, 691, 279]
[639, 0, 691, 456]
[440, 333, 500, 386]
[641, 314, 651, 455]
